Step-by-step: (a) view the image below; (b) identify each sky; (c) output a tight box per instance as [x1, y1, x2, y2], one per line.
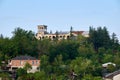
[0, 0, 120, 39]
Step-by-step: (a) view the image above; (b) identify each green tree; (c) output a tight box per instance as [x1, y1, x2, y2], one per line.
[70, 57, 92, 77]
[11, 27, 37, 56]
[89, 27, 111, 51]
[49, 40, 79, 62]
[107, 64, 116, 73]
[37, 39, 51, 57]
[110, 33, 119, 51]
[102, 54, 113, 63]
[0, 73, 11, 80]
[55, 31, 59, 41]
[34, 71, 48, 80]
[82, 74, 102, 80]
[24, 62, 32, 72]
[40, 55, 52, 74]
[16, 68, 27, 77]
[77, 44, 95, 59]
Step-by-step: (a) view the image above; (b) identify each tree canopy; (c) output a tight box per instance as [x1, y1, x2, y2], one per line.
[0, 26, 120, 80]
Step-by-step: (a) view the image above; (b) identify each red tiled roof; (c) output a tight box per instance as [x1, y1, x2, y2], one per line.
[72, 31, 84, 35]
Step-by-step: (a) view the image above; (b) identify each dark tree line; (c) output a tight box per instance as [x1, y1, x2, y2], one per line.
[0, 26, 120, 80]
[89, 26, 119, 51]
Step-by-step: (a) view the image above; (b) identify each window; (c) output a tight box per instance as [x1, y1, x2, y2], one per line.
[20, 61, 22, 65]
[32, 61, 34, 65]
[36, 61, 38, 64]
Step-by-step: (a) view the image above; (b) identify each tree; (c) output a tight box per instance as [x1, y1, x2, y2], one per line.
[0, 73, 11, 80]
[40, 55, 52, 74]
[34, 71, 48, 80]
[11, 27, 37, 56]
[70, 57, 92, 77]
[82, 74, 102, 80]
[77, 44, 95, 59]
[89, 27, 111, 51]
[107, 64, 116, 73]
[16, 68, 27, 77]
[49, 40, 79, 62]
[102, 54, 113, 63]
[24, 62, 32, 72]
[69, 26, 73, 39]
[110, 33, 119, 51]
[37, 39, 51, 57]
[55, 31, 59, 41]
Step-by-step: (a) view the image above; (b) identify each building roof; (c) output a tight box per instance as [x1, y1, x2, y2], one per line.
[102, 62, 116, 68]
[82, 31, 89, 35]
[104, 70, 120, 79]
[11, 55, 38, 60]
[58, 31, 69, 34]
[72, 31, 84, 35]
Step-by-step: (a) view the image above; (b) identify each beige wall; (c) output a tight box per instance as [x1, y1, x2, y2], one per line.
[36, 33, 71, 40]
[113, 74, 120, 80]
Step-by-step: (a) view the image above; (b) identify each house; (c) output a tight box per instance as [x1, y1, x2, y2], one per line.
[35, 25, 89, 40]
[103, 70, 120, 80]
[8, 55, 40, 73]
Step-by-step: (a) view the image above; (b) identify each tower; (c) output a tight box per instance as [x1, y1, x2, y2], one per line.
[38, 25, 47, 35]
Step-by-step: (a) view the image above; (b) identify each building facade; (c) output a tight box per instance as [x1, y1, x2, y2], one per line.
[8, 55, 40, 73]
[35, 25, 89, 40]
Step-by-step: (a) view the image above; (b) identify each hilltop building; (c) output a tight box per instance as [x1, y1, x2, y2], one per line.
[35, 25, 89, 40]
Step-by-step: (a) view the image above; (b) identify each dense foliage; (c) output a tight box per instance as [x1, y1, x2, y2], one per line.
[0, 27, 120, 80]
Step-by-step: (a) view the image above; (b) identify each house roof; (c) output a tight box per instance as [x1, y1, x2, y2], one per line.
[11, 55, 38, 60]
[104, 70, 120, 79]
[72, 31, 84, 35]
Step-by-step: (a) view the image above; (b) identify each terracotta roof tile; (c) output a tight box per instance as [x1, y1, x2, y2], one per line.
[12, 55, 37, 60]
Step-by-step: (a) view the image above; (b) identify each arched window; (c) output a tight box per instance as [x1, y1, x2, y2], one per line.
[67, 36, 70, 38]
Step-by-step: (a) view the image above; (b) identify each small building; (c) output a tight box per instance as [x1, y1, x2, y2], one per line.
[8, 55, 40, 73]
[103, 70, 120, 80]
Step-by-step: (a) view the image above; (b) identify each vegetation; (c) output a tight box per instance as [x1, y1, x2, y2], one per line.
[0, 26, 120, 80]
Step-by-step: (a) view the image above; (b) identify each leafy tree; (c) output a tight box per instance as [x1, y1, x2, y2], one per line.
[34, 71, 48, 80]
[24, 62, 32, 72]
[89, 27, 111, 51]
[11, 27, 37, 56]
[70, 57, 92, 77]
[49, 40, 79, 62]
[55, 31, 59, 41]
[110, 33, 119, 51]
[102, 54, 113, 63]
[0, 72, 11, 80]
[77, 44, 95, 59]
[69, 26, 74, 40]
[82, 74, 102, 80]
[16, 68, 27, 77]
[40, 55, 52, 74]
[37, 39, 51, 56]
[114, 53, 120, 68]
[107, 64, 116, 73]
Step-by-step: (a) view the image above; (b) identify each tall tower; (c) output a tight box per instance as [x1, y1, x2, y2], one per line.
[38, 25, 47, 35]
